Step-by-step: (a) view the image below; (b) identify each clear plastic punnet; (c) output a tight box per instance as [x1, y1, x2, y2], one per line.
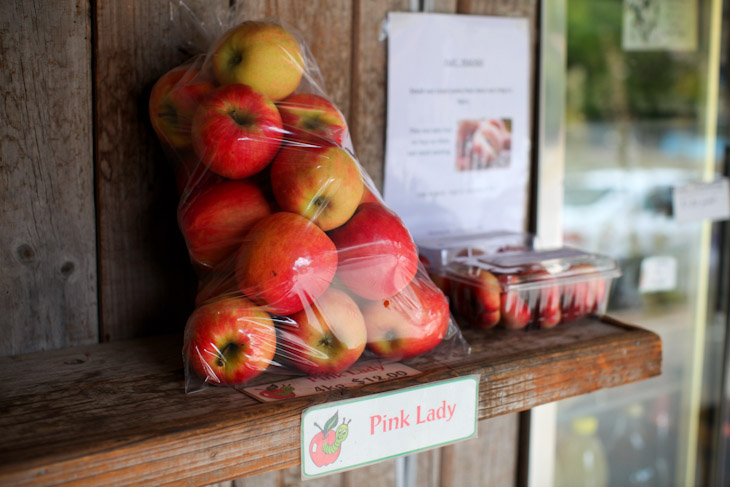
[417, 231, 536, 275]
[443, 247, 622, 330]
[148, 5, 469, 392]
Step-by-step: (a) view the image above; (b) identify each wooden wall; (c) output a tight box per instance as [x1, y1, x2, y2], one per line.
[1, 0, 538, 485]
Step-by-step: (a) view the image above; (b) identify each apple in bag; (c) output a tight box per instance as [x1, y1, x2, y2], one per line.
[361, 274, 450, 361]
[270, 144, 363, 231]
[179, 178, 273, 269]
[328, 202, 419, 301]
[185, 296, 277, 386]
[192, 83, 283, 180]
[277, 93, 349, 144]
[149, 65, 214, 150]
[279, 288, 367, 375]
[212, 21, 304, 101]
[235, 212, 338, 316]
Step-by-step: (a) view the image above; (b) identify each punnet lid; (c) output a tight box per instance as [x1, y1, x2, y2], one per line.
[417, 231, 535, 272]
[446, 247, 622, 292]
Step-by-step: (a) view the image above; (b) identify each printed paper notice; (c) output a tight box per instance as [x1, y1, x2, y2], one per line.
[384, 13, 531, 238]
[622, 0, 698, 52]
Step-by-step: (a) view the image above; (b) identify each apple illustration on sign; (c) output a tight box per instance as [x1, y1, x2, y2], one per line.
[179, 178, 273, 268]
[212, 21, 304, 101]
[329, 202, 419, 300]
[309, 411, 350, 467]
[259, 383, 296, 400]
[361, 274, 450, 361]
[280, 288, 367, 375]
[184, 296, 277, 386]
[277, 93, 349, 144]
[148, 65, 215, 150]
[234, 212, 338, 316]
[191, 83, 283, 180]
[270, 144, 364, 231]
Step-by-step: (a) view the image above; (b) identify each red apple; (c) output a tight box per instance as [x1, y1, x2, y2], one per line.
[562, 263, 607, 321]
[184, 296, 277, 385]
[359, 185, 381, 205]
[277, 93, 348, 144]
[179, 179, 273, 269]
[235, 212, 338, 315]
[361, 274, 450, 360]
[149, 65, 215, 150]
[279, 288, 367, 375]
[270, 144, 363, 231]
[497, 274, 532, 329]
[191, 84, 283, 179]
[449, 264, 501, 329]
[328, 202, 419, 300]
[535, 271, 562, 328]
[212, 21, 304, 101]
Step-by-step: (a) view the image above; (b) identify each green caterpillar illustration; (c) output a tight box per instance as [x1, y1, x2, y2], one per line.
[322, 420, 350, 454]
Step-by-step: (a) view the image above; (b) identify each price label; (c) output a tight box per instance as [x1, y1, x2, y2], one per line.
[673, 178, 730, 223]
[300, 376, 479, 479]
[243, 360, 421, 402]
[639, 255, 677, 293]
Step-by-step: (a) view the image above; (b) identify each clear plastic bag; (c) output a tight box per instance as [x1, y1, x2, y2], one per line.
[148, 5, 469, 392]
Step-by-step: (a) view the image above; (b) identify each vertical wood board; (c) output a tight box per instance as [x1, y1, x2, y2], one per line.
[0, 0, 97, 355]
[440, 414, 520, 486]
[349, 0, 411, 192]
[94, 0, 229, 341]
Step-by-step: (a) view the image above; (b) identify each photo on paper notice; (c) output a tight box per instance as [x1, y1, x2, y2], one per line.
[455, 118, 512, 171]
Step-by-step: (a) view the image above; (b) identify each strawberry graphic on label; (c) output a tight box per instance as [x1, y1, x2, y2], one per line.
[309, 411, 351, 467]
[259, 383, 296, 399]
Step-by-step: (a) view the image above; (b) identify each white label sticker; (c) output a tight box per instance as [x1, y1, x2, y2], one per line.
[673, 179, 730, 223]
[639, 255, 678, 293]
[300, 375, 479, 479]
[243, 360, 421, 402]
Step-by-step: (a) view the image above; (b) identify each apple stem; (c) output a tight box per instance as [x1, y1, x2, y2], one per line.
[229, 109, 255, 127]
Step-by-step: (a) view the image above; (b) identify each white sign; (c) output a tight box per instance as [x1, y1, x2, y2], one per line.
[243, 360, 421, 402]
[300, 376, 479, 479]
[383, 13, 531, 239]
[639, 255, 678, 293]
[673, 178, 730, 223]
[622, 0, 697, 51]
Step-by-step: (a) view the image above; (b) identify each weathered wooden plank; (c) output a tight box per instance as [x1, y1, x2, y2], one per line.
[457, 0, 537, 16]
[350, 0, 410, 192]
[440, 414, 519, 486]
[93, 0, 232, 342]
[0, 0, 97, 355]
[343, 458, 397, 487]
[0, 316, 661, 486]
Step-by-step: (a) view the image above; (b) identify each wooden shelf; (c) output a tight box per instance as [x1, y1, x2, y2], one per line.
[0, 315, 661, 487]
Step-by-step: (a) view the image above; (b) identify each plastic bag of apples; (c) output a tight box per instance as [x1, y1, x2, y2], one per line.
[148, 10, 469, 392]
